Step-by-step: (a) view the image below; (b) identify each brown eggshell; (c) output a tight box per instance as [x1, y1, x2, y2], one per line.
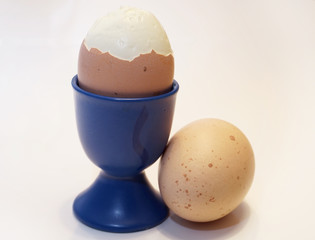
[78, 41, 174, 98]
[158, 118, 255, 222]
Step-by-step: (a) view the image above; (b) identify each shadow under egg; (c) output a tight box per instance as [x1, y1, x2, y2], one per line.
[157, 202, 251, 240]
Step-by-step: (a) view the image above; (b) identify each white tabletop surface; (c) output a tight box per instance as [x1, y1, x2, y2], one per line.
[1, 0, 315, 239]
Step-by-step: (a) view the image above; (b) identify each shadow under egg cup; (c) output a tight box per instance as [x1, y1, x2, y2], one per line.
[71, 75, 179, 233]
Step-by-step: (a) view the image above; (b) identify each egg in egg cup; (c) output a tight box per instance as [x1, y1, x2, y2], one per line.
[71, 7, 177, 233]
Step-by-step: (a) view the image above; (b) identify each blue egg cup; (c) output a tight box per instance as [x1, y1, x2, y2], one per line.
[71, 75, 179, 233]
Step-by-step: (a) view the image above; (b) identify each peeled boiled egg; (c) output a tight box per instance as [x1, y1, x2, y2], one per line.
[158, 118, 255, 222]
[78, 7, 174, 97]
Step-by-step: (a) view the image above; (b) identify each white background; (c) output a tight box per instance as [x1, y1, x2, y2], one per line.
[1, 0, 314, 239]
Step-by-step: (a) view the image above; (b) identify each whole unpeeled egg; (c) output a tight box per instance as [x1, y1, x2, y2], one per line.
[158, 118, 255, 222]
[78, 7, 174, 98]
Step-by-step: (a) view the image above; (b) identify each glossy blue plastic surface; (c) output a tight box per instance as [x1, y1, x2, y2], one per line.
[73, 172, 168, 233]
[72, 75, 178, 232]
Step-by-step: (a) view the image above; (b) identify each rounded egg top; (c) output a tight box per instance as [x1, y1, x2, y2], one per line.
[84, 7, 173, 61]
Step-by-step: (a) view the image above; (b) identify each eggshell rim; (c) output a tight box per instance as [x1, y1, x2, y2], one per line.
[72, 75, 179, 102]
[84, 41, 174, 62]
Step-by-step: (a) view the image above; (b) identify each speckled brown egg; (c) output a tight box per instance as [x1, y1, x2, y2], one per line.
[78, 7, 174, 98]
[158, 118, 255, 222]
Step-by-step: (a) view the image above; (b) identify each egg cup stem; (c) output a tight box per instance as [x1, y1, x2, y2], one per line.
[73, 171, 168, 232]
[71, 75, 178, 232]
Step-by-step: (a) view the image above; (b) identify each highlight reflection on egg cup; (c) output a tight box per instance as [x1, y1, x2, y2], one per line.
[71, 75, 178, 233]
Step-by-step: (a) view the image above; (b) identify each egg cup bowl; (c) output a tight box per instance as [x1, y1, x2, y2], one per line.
[71, 75, 178, 233]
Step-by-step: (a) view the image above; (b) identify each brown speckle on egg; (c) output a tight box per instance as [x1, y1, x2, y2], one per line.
[184, 204, 192, 209]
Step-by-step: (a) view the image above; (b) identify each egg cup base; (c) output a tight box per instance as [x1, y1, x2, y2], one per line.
[73, 171, 169, 233]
